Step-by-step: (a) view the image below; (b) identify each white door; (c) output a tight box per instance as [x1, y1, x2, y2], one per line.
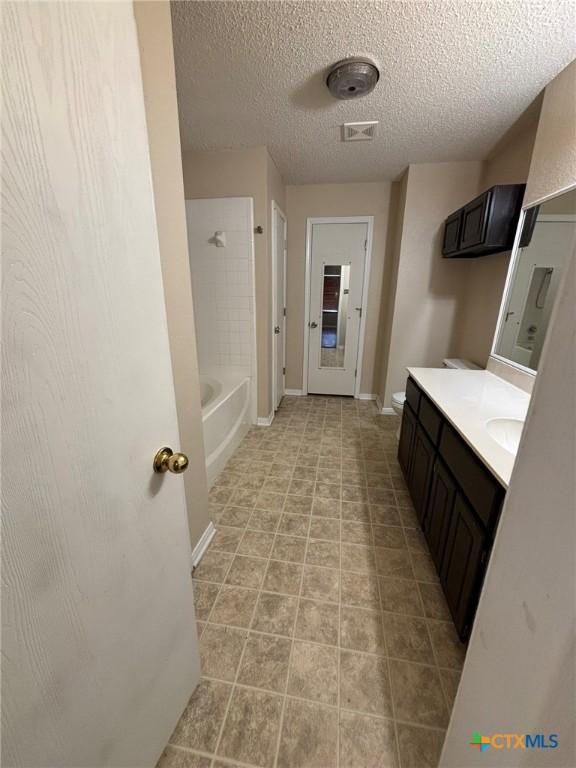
[306, 221, 369, 396]
[272, 203, 287, 409]
[2, 4, 199, 767]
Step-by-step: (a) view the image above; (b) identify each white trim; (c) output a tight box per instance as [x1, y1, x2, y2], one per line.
[191, 521, 216, 570]
[357, 393, 377, 400]
[490, 205, 576, 377]
[246, 200, 258, 424]
[285, 388, 304, 396]
[302, 216, 374, 397]
[271, 201, 287, 413]
[523, 181, 576, 210]
[257, 412, 274, 427]
[380, 407, 396, 415]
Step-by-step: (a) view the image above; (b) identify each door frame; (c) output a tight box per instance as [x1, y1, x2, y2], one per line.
[271, 200, 287, 409]
[302, 216, 374, 397]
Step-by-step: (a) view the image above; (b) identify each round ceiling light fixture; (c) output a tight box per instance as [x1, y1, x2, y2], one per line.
[326, 58, 380, 100]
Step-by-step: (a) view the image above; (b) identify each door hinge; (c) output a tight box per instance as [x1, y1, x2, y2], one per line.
[283, 367, 286, 375]
[364, 238, 367, 250]
[283, 307, 286, 316]
[354, 368, 357, 377]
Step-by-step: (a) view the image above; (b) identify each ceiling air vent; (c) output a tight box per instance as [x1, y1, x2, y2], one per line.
[342, 121, 379, 142]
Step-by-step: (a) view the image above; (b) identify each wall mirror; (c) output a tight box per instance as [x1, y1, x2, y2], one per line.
[493, 187, 576, 372]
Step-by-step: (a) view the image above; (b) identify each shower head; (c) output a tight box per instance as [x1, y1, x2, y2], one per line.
[326, 58, 380, 100]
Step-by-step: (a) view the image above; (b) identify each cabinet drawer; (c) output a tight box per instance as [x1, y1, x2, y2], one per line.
[419, 394, 443, 446]
[439, 423, 504, 529]
[405, 377, 421, 415]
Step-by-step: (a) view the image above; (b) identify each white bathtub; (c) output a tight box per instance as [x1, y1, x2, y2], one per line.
[201, 372, 252, 487]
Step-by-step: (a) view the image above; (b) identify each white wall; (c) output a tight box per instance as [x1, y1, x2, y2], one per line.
[186, 198, 255, 378]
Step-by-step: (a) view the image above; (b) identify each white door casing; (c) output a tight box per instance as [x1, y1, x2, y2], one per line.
[2, 4, 199, 767]
[272, 202, 287, 409]
[304, 219, 372, 397]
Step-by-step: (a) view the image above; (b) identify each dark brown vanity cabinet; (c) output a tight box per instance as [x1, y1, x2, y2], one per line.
[398, 377, 505, 640]
[442, 184, 525, 258]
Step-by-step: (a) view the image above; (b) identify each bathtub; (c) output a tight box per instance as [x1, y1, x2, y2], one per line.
[200, 372, 252, 487]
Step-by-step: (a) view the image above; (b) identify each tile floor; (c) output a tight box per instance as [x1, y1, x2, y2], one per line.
[159, 396, 465, 768]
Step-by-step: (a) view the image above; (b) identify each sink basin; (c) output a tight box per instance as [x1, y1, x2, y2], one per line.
[486, 417, 525, 454]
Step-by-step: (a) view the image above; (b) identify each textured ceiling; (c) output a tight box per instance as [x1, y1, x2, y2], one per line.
[171, 1, 576, 184]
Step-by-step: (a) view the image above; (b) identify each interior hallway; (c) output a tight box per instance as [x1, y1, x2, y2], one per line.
[159, 396, 465, 768]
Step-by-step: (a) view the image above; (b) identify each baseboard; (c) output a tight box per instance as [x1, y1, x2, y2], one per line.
[357, 393, 377, 400]
[380, 407, 396, 415]
[376, 395, 384, 412]
[191, 521, 216, 571]
[257, 412, 274, 427]
[285, 389, 304, 396]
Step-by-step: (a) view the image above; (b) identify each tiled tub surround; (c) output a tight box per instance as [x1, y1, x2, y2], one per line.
[159, 397, 464, 768]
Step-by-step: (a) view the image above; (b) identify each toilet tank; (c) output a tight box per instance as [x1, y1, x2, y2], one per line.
[442, 358, 481, 370]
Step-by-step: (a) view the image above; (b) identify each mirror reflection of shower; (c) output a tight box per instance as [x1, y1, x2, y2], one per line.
[320, 264, 350, 368]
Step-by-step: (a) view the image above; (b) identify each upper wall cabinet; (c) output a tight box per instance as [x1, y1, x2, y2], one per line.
[442, 184, 526, 258]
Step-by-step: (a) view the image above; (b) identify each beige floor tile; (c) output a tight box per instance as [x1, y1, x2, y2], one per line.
[311, 497, 341, 519]
[309, 517, 340, 541]
[375, 548, 414, 580]
[237, 529, 275, 558]
[341, 543, 376, 573]
[263, 476, 291, 494]
[209, 585, 258, 628]
[341, 520, 372, 545]
[193, 551, 233, 584]
[225, 555, 267, 589]
[440, 668, 461, 711]
[277, 698, 338, 768]
[382, 612, 435, 664]
[373, 525, 407, 549]
[209, 487, 234, 505]
[283, 495, 314, 515]
[295, 598, 339, 645]
[341, 484, 369, 503]
[396, 722, 446, 768]
[379, 577, 424, 616]
[169, 678, 231, 753]
[404, 527, 428, 553]
[339, 711, 398, 768]
[292, 465, 317, 481]
[269, 462, 295, 478]
[247, 508, 281, 532]
[289, 479, 316, 497]
[156, 746, 211, 768]
[256, 490, 286, 511]
[277, 513, 310, 537]
[341, 500, 370, 522]
[340, 650, 393, 717]
[340, 606, 385, 654]
[389, 659, 448, 727]
[263, 559, 303, 596]
[217, 687, 283, 768]
[306, 539, 340, 569]
[315, 481, 342, 500]
[209, 525, 244, 554]
[418, 582, 452, 621]
[192, 581, 220, 621]
[271, 534, 307, 563]
[301, 565, 340, 603]
[427, 619, 466, 669]
[228, 488, 259, 508]
[251, 592, 298, 636]
[199, 624, 246, 682]
[288, 640, 338, 705]
[237, 632, 292, 692]
[217, 506, 252, 529]
[341, 570, 380, 609]
[370, 504, 402, 527]
[410, 552, 439, 583]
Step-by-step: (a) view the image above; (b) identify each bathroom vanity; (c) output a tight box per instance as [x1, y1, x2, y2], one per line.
[398, 368, 529, 641]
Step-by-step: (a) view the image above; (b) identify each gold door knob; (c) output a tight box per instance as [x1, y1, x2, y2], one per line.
[153, 446, 189, 474]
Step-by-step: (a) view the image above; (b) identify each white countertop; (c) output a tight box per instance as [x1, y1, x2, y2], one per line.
[407, 368, 530, 487]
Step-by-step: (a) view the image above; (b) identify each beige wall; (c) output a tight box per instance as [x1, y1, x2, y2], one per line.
[285, 182, 392, 394]
[380, 161, 482, 407]
[134, 0, 209, 549]
[181, 146, 283, 419]
[457, 120, 538, 367]
[525, 59, 576, 207]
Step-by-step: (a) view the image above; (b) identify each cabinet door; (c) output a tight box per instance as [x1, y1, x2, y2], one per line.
[460, 190, 492, 251]
[424, 459, 457, 573]
[410, 425, 435, 525]
[441, 492, 487, 640]
[398, 403, 416, 479]
[442, 210, 462, 255]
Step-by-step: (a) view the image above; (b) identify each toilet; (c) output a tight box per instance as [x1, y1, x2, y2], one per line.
[391, 358, 480, 438]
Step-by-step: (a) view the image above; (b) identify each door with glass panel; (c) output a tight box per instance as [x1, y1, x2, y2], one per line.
[306, 221, 368, 396]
